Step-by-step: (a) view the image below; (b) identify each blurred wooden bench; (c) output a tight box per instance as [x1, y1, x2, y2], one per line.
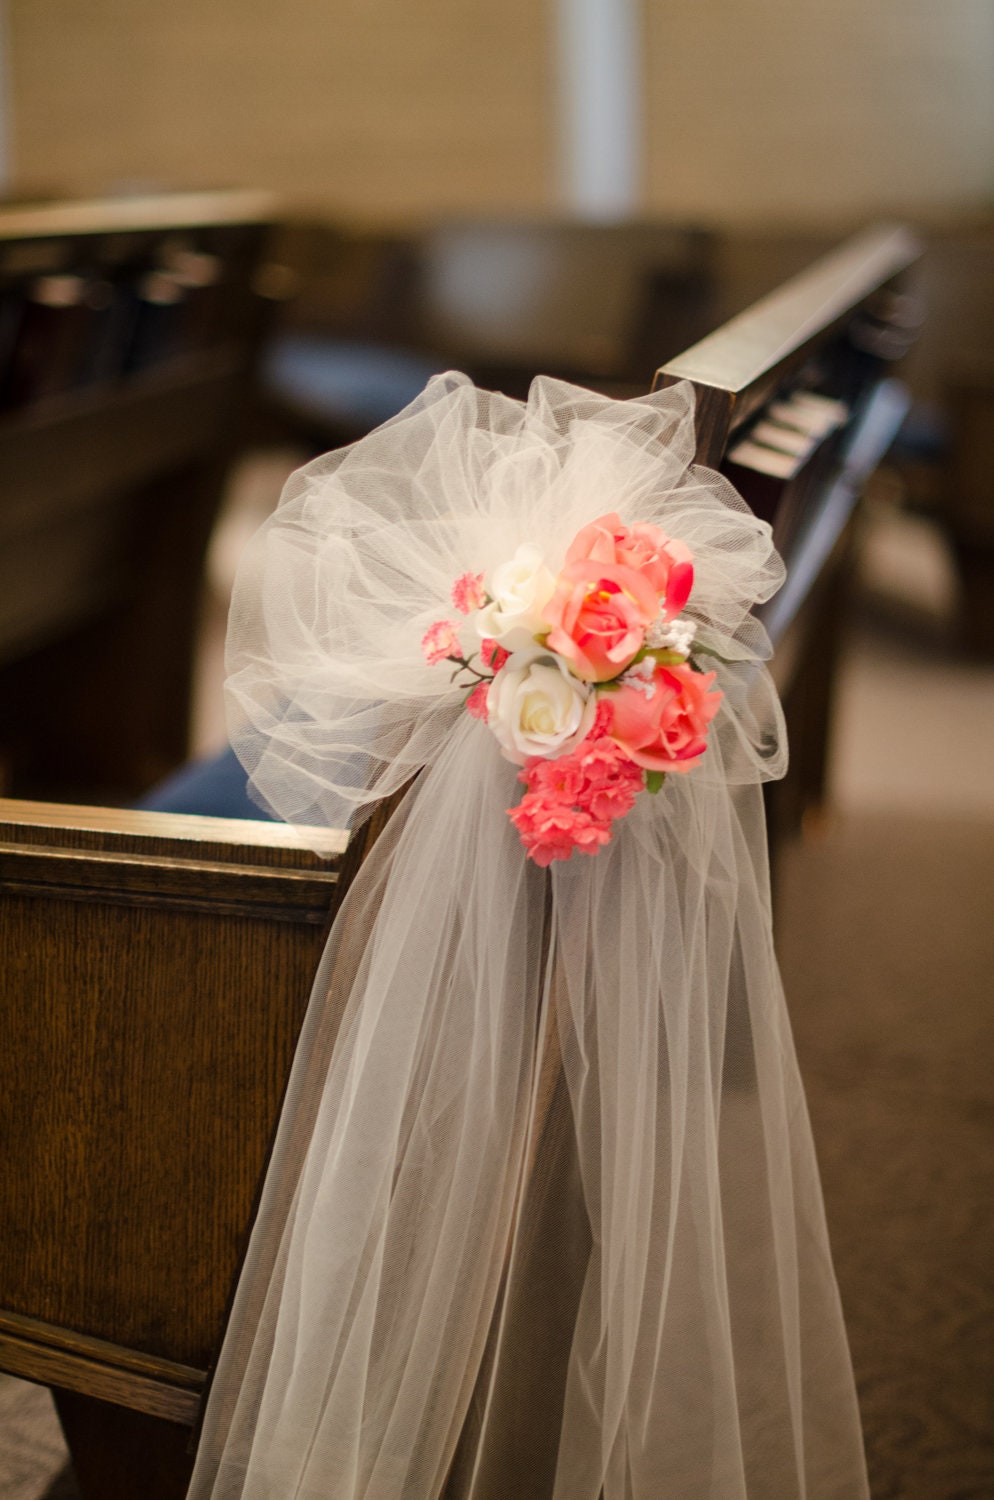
[656, 222, 921, 842]
[0, 190, 276, 805]
[0, 224, 920, 1499]
[260, 218, 716, 447]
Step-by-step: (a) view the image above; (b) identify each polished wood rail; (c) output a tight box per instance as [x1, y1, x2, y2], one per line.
[655, 221, 920, 467]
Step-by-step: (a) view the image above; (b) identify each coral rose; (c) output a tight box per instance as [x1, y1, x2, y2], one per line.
[542, 560, 658, 681]
[566, 512, 694, 618]
[609, 661, 722, 773]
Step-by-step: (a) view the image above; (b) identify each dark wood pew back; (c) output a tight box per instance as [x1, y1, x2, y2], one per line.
[657, 222, 921, 836]
[0, 191, 276, 805]
[0, 798, 383, 1498]
[0, 803, 348, 1409]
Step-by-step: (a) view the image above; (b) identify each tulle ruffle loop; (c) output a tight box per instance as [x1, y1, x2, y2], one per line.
[224, 374, 786, 837]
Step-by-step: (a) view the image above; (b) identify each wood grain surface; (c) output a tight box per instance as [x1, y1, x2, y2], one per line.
[0, 806, 340, 1386]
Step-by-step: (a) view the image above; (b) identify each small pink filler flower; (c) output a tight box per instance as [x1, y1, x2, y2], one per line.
[451, 572, 487, 614]
[466, 682, 490, 721]
[480, 637, 510, 673]
[421, 619, 462, 666]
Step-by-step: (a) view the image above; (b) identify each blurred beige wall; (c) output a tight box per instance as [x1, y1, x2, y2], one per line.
[6, 0, 993, 226]
[644, 0, 994, 224]
[6, 0, 553, 222]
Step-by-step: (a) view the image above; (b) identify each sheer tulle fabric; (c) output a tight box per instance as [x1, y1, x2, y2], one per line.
[188, 376, 868, 1499]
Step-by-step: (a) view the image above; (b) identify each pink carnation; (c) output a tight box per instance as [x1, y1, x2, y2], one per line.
[519, 754, 588, 803]
[465, 681, 489, 720]
[480, 637, 510, 673]
[451, 572, 487, 614]
[509, 793, 611, 867]
[575, 737, 643, 821]
[589, 698, 615, 739]
[421, 619, 462, 665]
[509, 726, 643, 863]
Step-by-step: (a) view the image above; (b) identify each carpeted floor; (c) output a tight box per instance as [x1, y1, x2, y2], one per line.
[779, 813, 994, 1500]
[0, 1378, 77, 1499]
[2, 498, 991, 1500]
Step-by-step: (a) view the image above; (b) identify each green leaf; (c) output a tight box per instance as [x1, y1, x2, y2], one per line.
[691, 643, 731, 664]
[645, 770, 666, 795]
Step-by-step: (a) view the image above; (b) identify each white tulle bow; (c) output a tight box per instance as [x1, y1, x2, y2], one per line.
[225, 374, 786, 839]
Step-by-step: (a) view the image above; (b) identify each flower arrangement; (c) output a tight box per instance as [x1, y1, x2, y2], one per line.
[421, 513, 722, 864]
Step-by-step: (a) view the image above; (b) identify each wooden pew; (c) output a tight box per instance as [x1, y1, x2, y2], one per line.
[941, 363, 994, 656]
[0, 191, 276, 805]
[0, 225, 919, 1499]
[0, 799, 393, 1498]
[259, 218, 716, 450]
[656, 221, 921, 841]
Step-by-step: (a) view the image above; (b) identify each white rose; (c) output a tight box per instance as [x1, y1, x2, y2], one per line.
[488, 648, 596, 765]
[476, 544, 555, 652]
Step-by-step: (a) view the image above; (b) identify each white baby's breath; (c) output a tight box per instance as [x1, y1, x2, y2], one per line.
[645, 613, 697, 656]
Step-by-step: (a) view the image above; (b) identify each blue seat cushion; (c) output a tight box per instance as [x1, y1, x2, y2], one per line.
[262, 334, 443, 434]
[138, 745, 276, 821]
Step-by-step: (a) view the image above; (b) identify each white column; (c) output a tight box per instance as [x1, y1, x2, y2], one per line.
[556, 0, 643, 220]
[0, 2, 10, 190]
